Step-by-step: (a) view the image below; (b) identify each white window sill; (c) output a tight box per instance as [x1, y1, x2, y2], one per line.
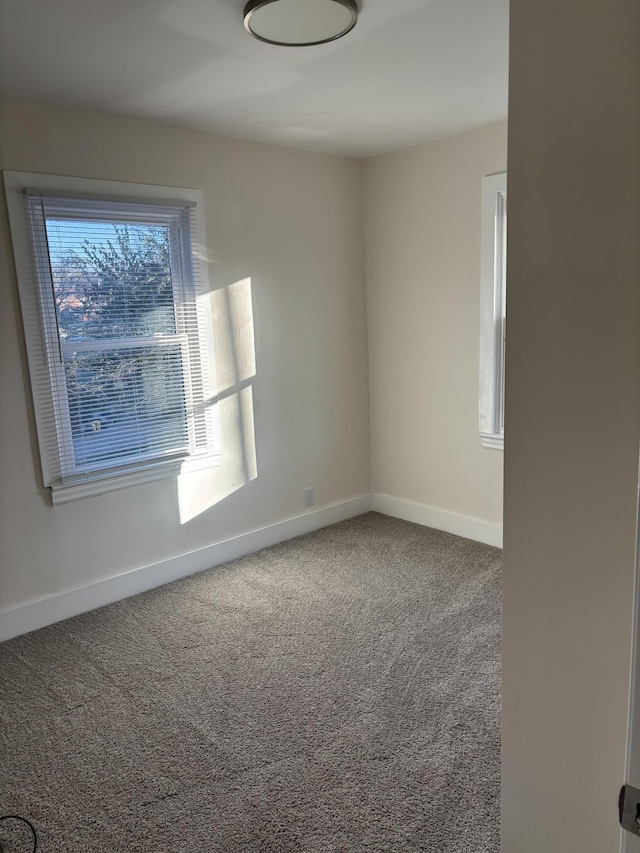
[50, 452, 222, 505]
[481, 433, 504, 451]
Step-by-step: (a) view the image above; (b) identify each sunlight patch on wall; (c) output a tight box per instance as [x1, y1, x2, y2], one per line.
[212, 277, 256, 394]
[177, 278, 258, 524]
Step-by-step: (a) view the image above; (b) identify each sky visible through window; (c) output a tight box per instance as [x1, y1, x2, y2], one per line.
[43, 216, 188, 468]
[45, 218, 175, 340]
[46, 218, 115, 261]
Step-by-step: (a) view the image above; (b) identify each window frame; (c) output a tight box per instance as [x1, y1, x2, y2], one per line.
[4, 171, 220, 503]
[479, 171, 507, 451]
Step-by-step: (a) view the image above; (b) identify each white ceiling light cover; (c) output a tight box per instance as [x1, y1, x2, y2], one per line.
[244, 0, 358, 47]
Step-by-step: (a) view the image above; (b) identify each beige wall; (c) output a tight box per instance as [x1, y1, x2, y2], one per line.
[503, 1, 640, 851]
[363, 122, 507, 525]
[0, 99, 371, 611]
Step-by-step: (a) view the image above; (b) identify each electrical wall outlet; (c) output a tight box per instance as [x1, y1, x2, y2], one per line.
[303, 487, 314, 508]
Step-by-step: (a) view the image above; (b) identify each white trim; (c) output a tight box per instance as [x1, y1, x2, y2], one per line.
[50, 451, 223, 504]
[480, 432, 504, 451]
[0, 493, 503, 642]
[372, 493, 503, 549]
[479, 171, 507, 451]
[0, 494, 372, 642]
[3, 170, 217, 503]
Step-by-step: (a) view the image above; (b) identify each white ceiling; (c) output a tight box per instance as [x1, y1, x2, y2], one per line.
[0, 0, 509, 158]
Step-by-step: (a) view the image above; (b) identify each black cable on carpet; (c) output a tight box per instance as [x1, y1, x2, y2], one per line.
[0, 815, 38, 852]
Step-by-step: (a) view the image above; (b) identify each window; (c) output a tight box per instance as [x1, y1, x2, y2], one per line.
[4, 172, 219, 503]
[479, 171, 506, 450]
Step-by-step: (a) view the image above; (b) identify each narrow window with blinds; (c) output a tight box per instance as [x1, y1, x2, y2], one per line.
[4, 172, 219, 503]
[479, 171, 507, 450]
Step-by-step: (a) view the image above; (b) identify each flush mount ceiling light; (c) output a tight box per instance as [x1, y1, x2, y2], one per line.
[243, 0, 358, 47]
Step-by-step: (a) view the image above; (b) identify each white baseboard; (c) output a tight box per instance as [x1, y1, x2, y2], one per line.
[1, 493, 501, 643]
[0, 494, 372, 642]
[372, 493, 503, 549]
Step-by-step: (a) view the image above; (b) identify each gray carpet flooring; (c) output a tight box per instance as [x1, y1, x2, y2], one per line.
[0, 512, 501, 853]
